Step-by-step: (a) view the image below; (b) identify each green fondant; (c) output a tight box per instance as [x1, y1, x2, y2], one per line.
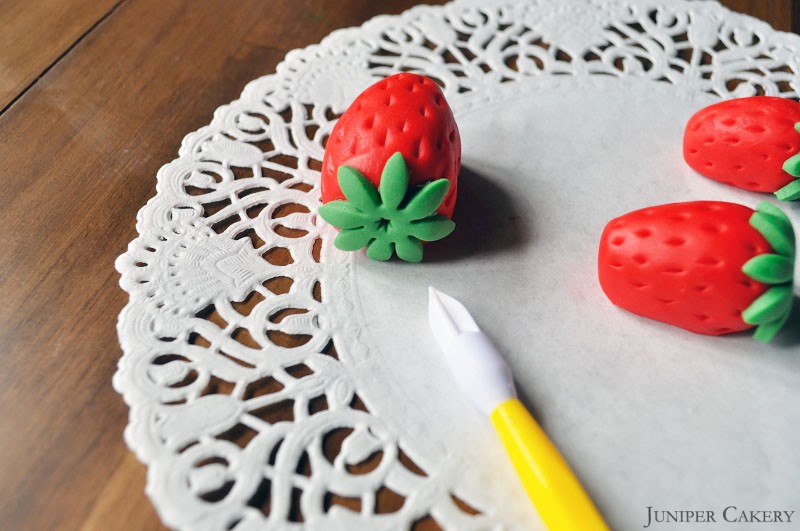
[318, 202, 374, 229]
[317, 152, 455, 262]
[378, 153, 410, 210]
[395, 235, 424, 263]
[404, 179, 451, 220]
[743, 202, 797, 342]
[742, 285, 794, 325]
[742, 254, 794, 284]
[752, 309, 792, 342]
[755, 202, 795, 240]
[777, 123, 800, 201]
[749, 212, 796, 258]
[409, 215, 457, 241]
[338, 166, 381, 210]
[366, 236, 394, 261]
[784, 153, 800, 178]
[775, 179, 800, 202]
[333, 225, 376, 251]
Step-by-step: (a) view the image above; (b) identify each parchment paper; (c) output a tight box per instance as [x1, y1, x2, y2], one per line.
[345, 76, 800, 530]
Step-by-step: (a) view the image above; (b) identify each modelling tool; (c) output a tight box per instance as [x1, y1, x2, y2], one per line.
[427, 287, 608, 531]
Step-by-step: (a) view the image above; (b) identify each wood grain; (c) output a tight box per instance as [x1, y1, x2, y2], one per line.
[0, 0, 122, 112]
[720, 0, 796, 32]
[0, 1, 795, 530]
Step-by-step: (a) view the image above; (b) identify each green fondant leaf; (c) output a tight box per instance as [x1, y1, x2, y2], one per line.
[366, 237, 393, 261]
[783, 153, 800, 178]
[324, 156, 456, 262]
[742, 254, 794, 284]
[403, 179, 450, 220]
[752, 203, 796, 257]
[379, 153, 410, 210]
[409, 215, 456, 242]
[796, 122, 800, 134]
[775, 179, 800, 202]
[752, 309, 792, 342]
[334, 226, 377, 251]
[318, 201, 374, 229]
[338, 166, 380, 211]
[750, 211, 796, 258]
[755, 201, 790, 225]
[742, 284, 793, 325]
[394, 236, 424, 263]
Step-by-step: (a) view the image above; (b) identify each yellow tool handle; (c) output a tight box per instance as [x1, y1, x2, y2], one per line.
[491, 398, 609, 531]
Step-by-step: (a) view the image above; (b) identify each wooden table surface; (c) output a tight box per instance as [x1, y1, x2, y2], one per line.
[1, 1, 797, 529]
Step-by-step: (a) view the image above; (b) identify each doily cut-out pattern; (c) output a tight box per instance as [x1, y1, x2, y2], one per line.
[115, 1, 800, 529]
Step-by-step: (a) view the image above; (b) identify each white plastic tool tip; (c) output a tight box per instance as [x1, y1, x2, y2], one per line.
[427, 287, 517, 415]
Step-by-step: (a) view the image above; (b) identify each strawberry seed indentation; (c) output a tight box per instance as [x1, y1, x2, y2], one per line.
[696, 256, 722, 266]
[411, 139, 421, 158]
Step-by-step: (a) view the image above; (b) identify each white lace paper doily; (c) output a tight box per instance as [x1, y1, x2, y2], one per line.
[115, 1, 800, 529]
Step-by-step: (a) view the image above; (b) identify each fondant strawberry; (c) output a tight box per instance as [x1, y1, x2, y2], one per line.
[683, 96, 800, 201]
[318, 73, 460, 262]
[598, 201, 796, 342]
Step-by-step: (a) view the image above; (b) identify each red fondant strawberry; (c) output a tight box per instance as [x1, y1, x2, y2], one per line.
[318, 73, 461, 262]
[598, 201, 796, 342]
[683, 96, 800, 201]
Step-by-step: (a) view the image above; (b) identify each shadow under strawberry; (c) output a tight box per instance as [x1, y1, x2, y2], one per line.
[769, 296, 800, 347]
[423, 165, 531, 263]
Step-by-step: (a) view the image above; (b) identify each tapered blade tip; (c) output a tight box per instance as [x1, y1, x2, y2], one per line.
[426, 287, 516, 413]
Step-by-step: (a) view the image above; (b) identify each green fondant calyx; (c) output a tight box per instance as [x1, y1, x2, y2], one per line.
[742, 202, 796, 342]
[775, 122, 800, 201]
[318, 152, 455, 262]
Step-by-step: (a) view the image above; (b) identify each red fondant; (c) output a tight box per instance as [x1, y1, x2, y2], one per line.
[320, 73, 461, 218]
[598, 201, 772, 335]
[683, 96, 800, 193]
